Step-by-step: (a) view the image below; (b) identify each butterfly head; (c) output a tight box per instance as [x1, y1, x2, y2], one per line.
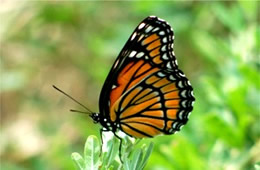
[90, 113, 100, 124]
[90, 113, 117, 132]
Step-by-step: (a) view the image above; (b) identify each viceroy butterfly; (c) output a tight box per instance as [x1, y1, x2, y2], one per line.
[54, 16, 195, 162]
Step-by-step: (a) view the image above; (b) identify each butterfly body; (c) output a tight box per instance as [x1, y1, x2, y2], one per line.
[92, 16, 195, 139]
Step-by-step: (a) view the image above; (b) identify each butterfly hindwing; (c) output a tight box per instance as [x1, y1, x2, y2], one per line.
[110, 67, 194, 138]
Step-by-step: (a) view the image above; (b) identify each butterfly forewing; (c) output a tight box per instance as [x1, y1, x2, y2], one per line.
[98, 16, 195, 138]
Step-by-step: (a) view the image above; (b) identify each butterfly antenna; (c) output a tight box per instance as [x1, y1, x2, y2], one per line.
[70, 109, 90, 114]
[52, 85, 94, 114]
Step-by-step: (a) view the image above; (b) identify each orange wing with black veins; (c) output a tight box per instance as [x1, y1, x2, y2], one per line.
[110, 68, 194, 138]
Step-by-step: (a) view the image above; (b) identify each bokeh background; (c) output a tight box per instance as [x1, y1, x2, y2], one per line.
[1, 1, 259, 170]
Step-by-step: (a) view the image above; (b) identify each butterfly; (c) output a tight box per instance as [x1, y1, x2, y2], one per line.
[90, 15, 195, 157]
[54, 15, 195, 161]
[92, 16, 195, 137]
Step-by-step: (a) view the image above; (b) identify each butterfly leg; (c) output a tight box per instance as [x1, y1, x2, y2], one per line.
[114, 133, 124, 163]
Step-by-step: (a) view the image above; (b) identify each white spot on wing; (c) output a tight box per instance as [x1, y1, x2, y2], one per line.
[172, 122, 178, 129]
[179, 71, 185, 77]
[169, 75, 175, 80]
[158, 18, 165, 22]
[139, 34, 145, 42]
[152, 27, 160, 32]
[136, 52, 144, 58]
[178, 81, 184, 88]
[169, 129, 173, 133]
[179, 124, 184, 130]
[145, 26, 153, 33]
[174, 58, 178, 65]
[181, 90, 187, 97]
[138, 23, 146, 29]
[167, 62, 173, 69]
[162, 53, 169, 60]
[161, 45, 166, 52]
[181, 100, 187, 107]
[187, 112, 191, 118]
[113, 59, 119, 68]
[158, 72, 165, 77]
[178, 110, 185, 120]
[131, 32, 137, 41]
[159, 31, 165, 35]
[162, 37, 167, 43]
[129, 51, 137, 58]
[112, 85, 117, 89]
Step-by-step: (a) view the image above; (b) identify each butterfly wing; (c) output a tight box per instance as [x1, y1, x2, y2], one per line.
[111, 69, 194, 137]
[99, 16, 195, 137]
[99, 16, 179, 116]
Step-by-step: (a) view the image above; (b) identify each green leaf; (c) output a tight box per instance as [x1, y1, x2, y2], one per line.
[140, 142, 154, 170]
[102, 136, 119, 167]
[84, 135, 100, 169]
[130, 149, 142, 170]
[123, 157, 131, 170]
[71, 152, 85, 170]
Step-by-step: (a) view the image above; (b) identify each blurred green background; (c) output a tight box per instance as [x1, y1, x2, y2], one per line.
[1, 1, 259, 170]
